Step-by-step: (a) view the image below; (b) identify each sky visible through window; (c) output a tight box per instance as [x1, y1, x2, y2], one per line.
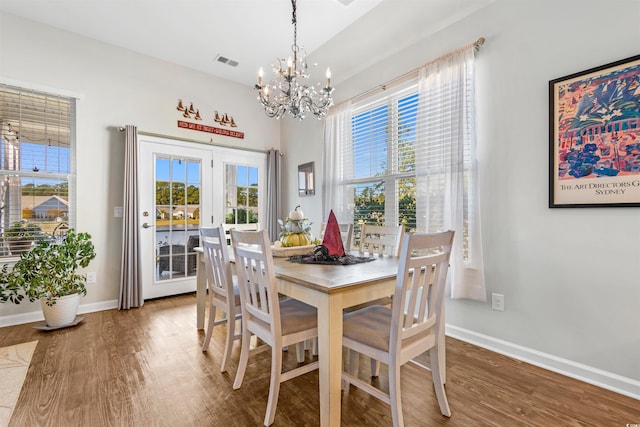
[10, 141, 70, 190]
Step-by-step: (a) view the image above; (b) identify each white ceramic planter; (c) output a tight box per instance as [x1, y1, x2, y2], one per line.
[41, 293, 80, 327]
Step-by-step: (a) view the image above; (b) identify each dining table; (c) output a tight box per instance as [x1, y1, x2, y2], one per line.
[195, 248, 446, 427]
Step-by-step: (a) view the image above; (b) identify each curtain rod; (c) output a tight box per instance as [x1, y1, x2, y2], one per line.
[350, 37, 486, 105]
[117, 127, 283, 156]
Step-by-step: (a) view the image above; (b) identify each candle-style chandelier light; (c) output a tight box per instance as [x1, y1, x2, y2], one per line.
[255, 0, 334, 120]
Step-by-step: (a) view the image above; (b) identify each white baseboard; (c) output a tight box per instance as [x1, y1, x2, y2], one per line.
[0, 299, 119, 328]
[446, 324, 640, 401]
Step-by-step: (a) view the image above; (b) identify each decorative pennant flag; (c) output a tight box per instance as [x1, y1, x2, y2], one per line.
[321, 210, 345, 257]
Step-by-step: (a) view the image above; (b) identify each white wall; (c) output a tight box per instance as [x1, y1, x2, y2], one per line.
[281, 0, 640, 394]
[0, 13, 280, 318]
[281, 119, 324, 238]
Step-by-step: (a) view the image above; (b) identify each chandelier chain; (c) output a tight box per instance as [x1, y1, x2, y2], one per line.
[291, 0, 297, 64]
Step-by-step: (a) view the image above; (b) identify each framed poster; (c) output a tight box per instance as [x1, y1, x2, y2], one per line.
[549, 54, 640, 207]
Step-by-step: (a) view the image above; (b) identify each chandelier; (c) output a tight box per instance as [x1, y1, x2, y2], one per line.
[255, 0, 334, 120]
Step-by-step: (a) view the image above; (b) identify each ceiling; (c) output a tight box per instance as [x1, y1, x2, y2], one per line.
[0, 0, 493, 87]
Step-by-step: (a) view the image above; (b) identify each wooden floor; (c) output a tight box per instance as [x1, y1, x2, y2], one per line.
[1, 294, 638, 426]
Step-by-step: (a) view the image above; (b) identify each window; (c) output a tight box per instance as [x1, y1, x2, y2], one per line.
[225, 164, 259, 226]
[155, 156, 201, 280]
[349, 86, 419, 246]
[0, 83, 75, 257]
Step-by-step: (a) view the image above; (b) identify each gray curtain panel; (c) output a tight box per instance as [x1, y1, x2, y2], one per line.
[265, 149, 282, 242]
[118, 125, 143, 309]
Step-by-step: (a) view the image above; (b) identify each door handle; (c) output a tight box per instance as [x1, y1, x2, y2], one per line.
[142, 222, 154, 228]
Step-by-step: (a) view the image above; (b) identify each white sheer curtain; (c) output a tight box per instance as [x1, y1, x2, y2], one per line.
[322, 101, 354, 224]
[416, 45, 486, 301]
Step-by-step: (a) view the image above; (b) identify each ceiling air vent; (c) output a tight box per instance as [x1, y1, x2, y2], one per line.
[215, 54, 239, 67]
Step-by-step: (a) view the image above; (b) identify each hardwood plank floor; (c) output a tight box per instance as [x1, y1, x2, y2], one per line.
[1, 294, 638, 426]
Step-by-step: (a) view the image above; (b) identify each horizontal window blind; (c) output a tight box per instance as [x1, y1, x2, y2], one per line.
[0, 83, 75, 256]
[347, 83, 419, 242]
[342, 57, 474, 253]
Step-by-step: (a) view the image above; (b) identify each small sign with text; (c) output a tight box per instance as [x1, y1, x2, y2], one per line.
[177, 120, 245, 139]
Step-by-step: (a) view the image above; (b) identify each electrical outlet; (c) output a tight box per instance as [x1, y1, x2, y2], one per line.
[491, 293, 505, 311]
[114, 206, 123, 218]
[86, 272, 97, 284]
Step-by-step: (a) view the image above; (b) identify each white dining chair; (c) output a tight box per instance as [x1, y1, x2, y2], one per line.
[222, 222, 259, 245]
[358, 223, 404, 257]
[200, 225, 242, 373]
[342, 230, 455, 427]
[230, 229, 319, 427]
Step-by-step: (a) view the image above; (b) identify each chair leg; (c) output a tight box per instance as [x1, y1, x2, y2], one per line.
[233, 327, 252, 390]
[264, 345, 283, 426]
[342, 349, 356, 391]
[295, 342, 305, 363]
[371, 359, 380, 377]
[388, 360, 404, 427]
[350, 349, 359, 377]
[303, 338, 318, 356]
[220, 310, 235, 372]
[201, 304, 217, 352]
[430, 346, 451, 417]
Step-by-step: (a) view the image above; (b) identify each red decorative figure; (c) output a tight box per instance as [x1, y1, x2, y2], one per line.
[321, 210, 345, 257]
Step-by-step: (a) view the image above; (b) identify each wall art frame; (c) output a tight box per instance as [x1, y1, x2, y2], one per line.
[549, 54, 640, 208]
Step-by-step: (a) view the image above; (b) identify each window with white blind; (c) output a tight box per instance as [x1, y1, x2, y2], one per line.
[344, 66, 476, 260]
[0, 83, 76, 257]
[348, 84, 420, 246]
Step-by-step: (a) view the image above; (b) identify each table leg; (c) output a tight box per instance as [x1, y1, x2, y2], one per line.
[196, 252, 206, 330]
[316, 293, 343, 427]
[439, 299, 446, 383]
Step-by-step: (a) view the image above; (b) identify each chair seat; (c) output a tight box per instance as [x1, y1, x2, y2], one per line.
[250, 298, 317, 336]
[344, 304, 427, 353]
[211, 278, 241, 307]
[280, 299, 318, 335]
[344, 305, 392, 352]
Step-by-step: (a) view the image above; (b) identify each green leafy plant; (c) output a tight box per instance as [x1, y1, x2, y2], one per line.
[0, 230, 96, 305]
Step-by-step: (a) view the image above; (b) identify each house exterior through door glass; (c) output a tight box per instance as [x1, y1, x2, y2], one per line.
[155, 156, 201, 282]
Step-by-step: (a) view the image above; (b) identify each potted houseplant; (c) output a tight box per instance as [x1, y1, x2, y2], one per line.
[0, 229, 96, 328]
[3, 220, 45, 255]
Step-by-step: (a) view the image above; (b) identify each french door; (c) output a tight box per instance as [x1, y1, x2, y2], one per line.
[138, 135, 265, 300]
